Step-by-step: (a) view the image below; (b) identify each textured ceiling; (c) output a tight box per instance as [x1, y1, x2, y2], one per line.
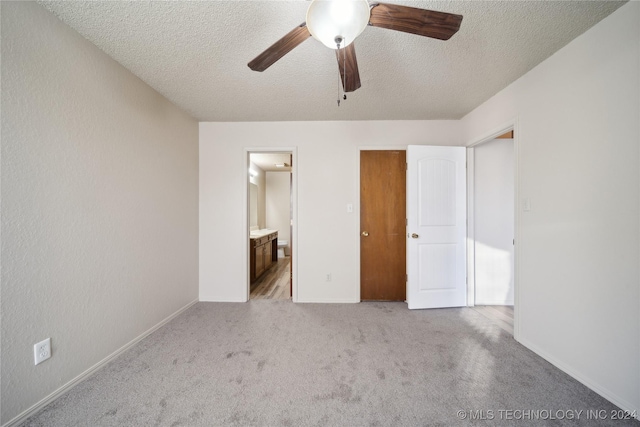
[39, 1, 625, 122]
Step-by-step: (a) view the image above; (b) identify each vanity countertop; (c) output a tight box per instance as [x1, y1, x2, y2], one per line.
[250, 229, 277, 239]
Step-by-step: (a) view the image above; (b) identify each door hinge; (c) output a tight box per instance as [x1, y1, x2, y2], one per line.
[406, 218, 408, 226]
[406, 162, 408, 171]
[406, 274, 408, 282]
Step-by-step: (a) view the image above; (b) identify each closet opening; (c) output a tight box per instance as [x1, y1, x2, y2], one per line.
[468, 129, 516, 336]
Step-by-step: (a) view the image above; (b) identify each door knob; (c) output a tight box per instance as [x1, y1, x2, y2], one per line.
[411, 233, 419, 238]
[361, 231, 369, 237]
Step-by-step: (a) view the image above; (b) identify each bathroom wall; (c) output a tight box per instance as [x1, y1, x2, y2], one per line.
[266, 171, 291, 251]
[249, 161, 266, 229]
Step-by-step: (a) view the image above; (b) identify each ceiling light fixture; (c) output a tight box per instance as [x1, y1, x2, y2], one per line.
[275, 163, 290, 168]
[306, 0, 370, 50]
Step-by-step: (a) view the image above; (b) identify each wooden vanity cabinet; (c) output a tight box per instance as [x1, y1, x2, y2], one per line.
[250, 231, 278, 283]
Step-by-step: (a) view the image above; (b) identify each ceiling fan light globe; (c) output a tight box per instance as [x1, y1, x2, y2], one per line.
[306, 0, 370, 49]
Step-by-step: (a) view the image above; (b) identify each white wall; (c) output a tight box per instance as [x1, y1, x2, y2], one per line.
[266, 172, 291, 250]
[462, 1, 639, 413]
[0, 3, 199, 425]
[248, 161, 266, 229]
[474, 138, 514, 305]
[200, 121, 461, 302]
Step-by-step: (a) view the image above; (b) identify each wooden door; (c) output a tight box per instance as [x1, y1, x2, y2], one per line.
[360, 150, 406, 301]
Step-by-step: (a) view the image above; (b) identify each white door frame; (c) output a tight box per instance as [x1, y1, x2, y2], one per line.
[244, 147, 298, 302]
[466, 118, 520, 340]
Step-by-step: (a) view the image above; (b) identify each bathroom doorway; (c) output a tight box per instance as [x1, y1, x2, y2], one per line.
[247, 151, 294, 301]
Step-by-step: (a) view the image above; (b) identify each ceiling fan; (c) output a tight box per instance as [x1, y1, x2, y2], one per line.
[248, 0, 463, 95]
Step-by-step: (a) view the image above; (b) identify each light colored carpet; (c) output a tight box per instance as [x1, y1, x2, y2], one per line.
[21, 301, 630, 426]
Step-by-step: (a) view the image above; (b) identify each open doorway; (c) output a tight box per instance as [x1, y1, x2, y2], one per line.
[247, 151, 293, 300]
[468, 129, 515, 335]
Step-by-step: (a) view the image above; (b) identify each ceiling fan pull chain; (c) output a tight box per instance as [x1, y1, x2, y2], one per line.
[343, 37, 347, 101]
[336, 37, 342, 106]
[337, 67, 341, 107]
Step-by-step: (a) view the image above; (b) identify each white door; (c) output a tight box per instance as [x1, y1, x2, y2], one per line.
[407, 146, 467, 309]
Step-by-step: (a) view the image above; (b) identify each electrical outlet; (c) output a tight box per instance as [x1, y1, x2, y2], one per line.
[34, 338, 51, 365]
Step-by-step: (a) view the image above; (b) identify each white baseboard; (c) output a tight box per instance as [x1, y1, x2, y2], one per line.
[3, 299, 199, 427]
[295, 299, 360, 303]
[198, 296, 360, 304]
[198, 296, 246, 302]
[475, 299, 515, 306]
[518, 336, 639, 415]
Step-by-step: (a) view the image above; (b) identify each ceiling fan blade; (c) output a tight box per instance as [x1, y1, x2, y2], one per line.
[336, 43, 361, 93]
[369, 3, 463, 41]
[248, 23, 311, 72]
